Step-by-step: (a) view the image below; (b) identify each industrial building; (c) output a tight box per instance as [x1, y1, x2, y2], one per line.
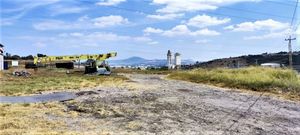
[0, 44, 4, 71]
[167, 50, 181, 69]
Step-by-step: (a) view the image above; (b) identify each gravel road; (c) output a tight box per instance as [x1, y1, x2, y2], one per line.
[60, 74, 300, 135]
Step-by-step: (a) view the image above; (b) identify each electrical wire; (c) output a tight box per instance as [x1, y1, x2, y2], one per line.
[263, 0, 299, 7]
[218, 6, 291, 19]
[290, 0, 299, 26]
[81, 0, 292, 21]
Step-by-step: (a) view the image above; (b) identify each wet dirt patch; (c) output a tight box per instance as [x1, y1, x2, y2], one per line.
[0, 92, 77, 103]
[75, 91, 98, 96]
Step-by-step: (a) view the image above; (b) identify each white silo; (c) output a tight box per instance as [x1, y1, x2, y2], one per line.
[0, 44, 4, 71]
[174, 52, 181, 69]
[167, 50, 172, 69]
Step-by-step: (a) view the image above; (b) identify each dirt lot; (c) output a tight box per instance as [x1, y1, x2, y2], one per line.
[1, 74, 300, 134]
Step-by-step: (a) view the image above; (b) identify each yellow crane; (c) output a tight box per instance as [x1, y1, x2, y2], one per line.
[30, 52, 117, 75]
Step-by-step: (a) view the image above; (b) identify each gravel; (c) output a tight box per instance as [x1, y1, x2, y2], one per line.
[62, 74, 300, 135]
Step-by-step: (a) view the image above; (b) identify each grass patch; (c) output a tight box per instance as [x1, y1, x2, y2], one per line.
[0, 103, 74, 135]
[168, 67, 300, 100]
[0, 68, 128, 96]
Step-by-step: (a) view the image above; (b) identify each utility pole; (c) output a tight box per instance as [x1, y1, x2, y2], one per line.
[285, 0, 298, 69]
[255, 59, 258, 66]
[285, 36, 296, 68]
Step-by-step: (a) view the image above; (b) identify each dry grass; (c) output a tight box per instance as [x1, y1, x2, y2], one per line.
[168, 67, 300, 100]
[0, 68, 128, 96]
[0, 102, 116, 135]
[0, 103, 73, 135]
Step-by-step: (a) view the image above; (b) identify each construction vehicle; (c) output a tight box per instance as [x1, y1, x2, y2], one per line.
[27, 52, 117, 75]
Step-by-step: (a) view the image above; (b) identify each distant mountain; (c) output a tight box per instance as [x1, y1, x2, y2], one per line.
[108, 56, 195, 67]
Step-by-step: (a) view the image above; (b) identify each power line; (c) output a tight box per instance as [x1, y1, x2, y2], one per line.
[78, 1, 259, 22]
[263, 0, 299, 7]
[222, 92, 264, 135]
[141, 0, 299, 7]
[107, 5, 287, 22]
[218, 6, 291, 19]
[291, 0, 299, 26]
[140, 0, 294, 19]
[81, 0, 294, 22]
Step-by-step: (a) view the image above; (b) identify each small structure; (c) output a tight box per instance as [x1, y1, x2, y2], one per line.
[261, 63, 282, 68]
[167, 50, 173, 69]
[167, 50, 181, 70]
[174, 53, 181, 69]
[0, 44, 4, 71]
[12, 60, 19, 67]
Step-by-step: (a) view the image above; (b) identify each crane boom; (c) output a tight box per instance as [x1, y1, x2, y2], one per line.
[31, 52, 117, 75]
[34, 52, 117, 64]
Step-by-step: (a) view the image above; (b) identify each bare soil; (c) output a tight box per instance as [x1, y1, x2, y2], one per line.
[59, 74, 300, 135]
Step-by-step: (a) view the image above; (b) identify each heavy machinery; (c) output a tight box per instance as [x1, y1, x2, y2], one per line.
[28, 52, 117, 75]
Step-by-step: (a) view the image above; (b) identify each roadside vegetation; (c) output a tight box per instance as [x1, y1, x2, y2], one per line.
[168, 67, 300, 100]
[0, 68, 127, 96]
[0, 103, 75, 135]
[0, 102, 113, 134]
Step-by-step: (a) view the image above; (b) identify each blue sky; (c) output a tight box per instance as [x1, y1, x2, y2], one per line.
[0, 0, 299, 61]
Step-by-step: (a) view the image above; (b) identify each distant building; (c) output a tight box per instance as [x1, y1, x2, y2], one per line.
[175, 53, 181, 69]
[0, 44, 4, 71]
[167, 50, 181, 69]
[261, 63, 282, 68]
[167, 50, 172, 69]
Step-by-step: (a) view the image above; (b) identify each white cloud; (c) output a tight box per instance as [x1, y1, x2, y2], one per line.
[190, 28, 221, 36]
[225, 19, 289, 32]
[33, 15, 129, 30]
[20, 32, 153, 48]
[223, 25, 234, 30]
[152, 0, 260, 13]
[162, 25, 191, 37]
[70, 32, 84, 37]
[96, 0, 126, 6]
[148, 41, 159, 45]
[144, 27, 164, 34]
[144, 25, 220, 37]
[33, 42, 47, 48]
[244, 30, 290, 40]
[187, 14, 230, 28]
[49, 5, 87, 16]
[1, 0, 61, 25]
[92, 15, 129, 27]
[0, 19, 14, 26]
[147, 13, 184, 20]
[132, 36, 153, 42]
[195, 39, 209, 44]
[2, 0, 61, 13]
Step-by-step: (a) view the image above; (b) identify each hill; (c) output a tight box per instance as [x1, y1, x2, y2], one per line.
[108, 57, 195, 67]
[194, 51, 300, 71]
